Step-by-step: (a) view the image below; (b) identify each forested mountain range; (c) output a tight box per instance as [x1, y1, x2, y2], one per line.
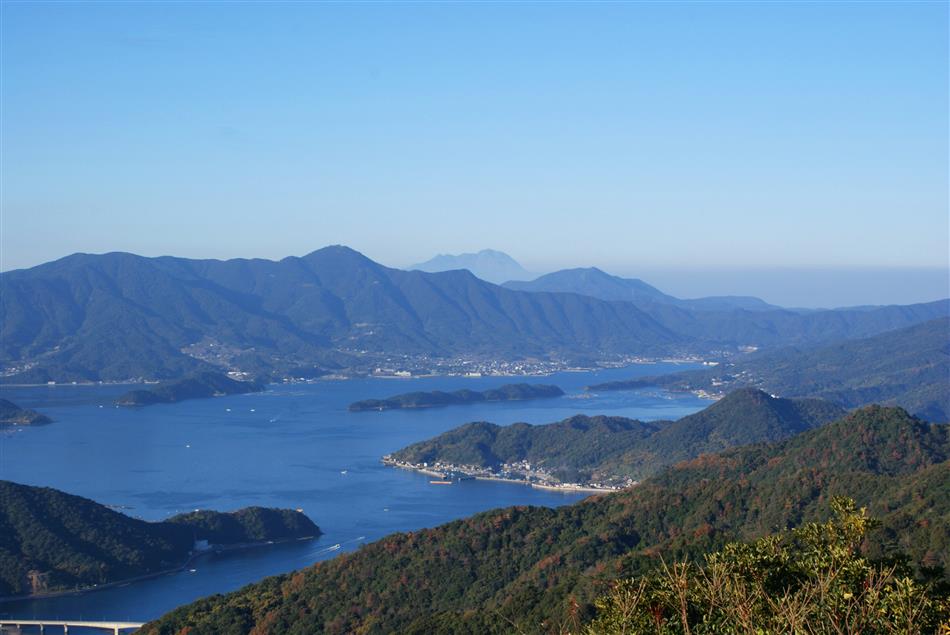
[1, 246, 946, 383]
[0, 247, 676, 382]
[140, 406, 950, 634]
[504, 266, 780, 311]
[390, 388, 845, 484]
[0, 480, 319, 597]
[591, 317, 950, 422]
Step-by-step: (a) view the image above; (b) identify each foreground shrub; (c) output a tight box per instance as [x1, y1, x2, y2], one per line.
[585, 498, 949, 634]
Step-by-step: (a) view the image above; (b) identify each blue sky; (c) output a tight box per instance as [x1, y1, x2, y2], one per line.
[1, 1, 947, 304]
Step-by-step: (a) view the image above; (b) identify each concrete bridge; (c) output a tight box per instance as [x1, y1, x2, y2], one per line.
[0, 619, 143, 634]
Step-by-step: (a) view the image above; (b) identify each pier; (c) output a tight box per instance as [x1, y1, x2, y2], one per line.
[0, 619, 143, 634]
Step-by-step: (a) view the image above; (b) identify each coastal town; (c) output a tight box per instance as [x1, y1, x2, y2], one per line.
[4, 336, 724, 386]
[381, 455, 633, 493]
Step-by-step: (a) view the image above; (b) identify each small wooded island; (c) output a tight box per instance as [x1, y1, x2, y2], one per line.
[114, 371, 265, 407]
[0, 398, 52, 425]
[0, 479, 320, 597]
[349, 383, 564, 412]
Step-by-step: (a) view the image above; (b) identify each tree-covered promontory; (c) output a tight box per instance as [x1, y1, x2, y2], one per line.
[0, 481, 320, 597]
[390, 388, 845, 484]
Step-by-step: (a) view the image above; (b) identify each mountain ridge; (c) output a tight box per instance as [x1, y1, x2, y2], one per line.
[503, 266, 780, 311]
[0, 247, 678, 382]
[590, 317, 950, 422]
[2, 246, 946, 383]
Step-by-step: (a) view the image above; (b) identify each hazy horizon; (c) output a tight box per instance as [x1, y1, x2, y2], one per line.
[3, 244, 946, 309]
[2, 1, 947, 307]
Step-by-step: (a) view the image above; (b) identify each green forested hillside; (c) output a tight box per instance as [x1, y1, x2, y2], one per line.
[141, 406, 949, 635]
[592, 317, 950, 422]
[391, 389, 845, 484]
[603, 388, 846, 479]
[0, 481, 320, 596]
[392, 415, 662, 484]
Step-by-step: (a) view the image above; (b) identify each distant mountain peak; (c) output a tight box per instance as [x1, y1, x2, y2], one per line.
[472, 248, 508, 257]
[410, 249, 533, 284]
[713, 386, 775, 404]
[504, 267, 673, 303]
[504, 267, 780, 311]
[302, 245, 370, 260]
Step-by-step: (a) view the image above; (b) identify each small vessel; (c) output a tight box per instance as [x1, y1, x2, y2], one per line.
[328, 544, 341, 551]
[429, 480, 453, 485]
[188, 569, 197, 573]
[340, 470, 348, 475]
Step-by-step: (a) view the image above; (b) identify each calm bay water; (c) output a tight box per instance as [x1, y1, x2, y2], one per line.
[0, 363, 708, 625]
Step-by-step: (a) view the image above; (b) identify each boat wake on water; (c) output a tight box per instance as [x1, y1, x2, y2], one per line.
[315, 536, 367, 557]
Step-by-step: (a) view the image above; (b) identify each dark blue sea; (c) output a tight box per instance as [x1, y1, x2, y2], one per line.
[0, 363, 708, 626]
